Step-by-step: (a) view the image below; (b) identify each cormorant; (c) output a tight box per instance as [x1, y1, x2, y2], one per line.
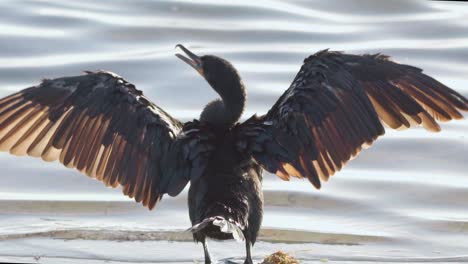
[0, 44, 467, 264]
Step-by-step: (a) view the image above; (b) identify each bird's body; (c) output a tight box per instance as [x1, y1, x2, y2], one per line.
[188, 128, 263, 241]
[182, 52, 263, 260]
[0, 45, 467, 264]
[188, 127, 263, 262]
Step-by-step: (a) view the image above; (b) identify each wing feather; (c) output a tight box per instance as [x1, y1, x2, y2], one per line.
[237, 50, 468, 188]
[0, 71, 213, 209]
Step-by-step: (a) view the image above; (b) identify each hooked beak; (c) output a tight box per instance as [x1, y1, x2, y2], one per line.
[175, 44, 204, 76]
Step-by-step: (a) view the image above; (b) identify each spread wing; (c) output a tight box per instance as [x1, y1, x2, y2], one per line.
[0, 71, 209, 209]
[236, 50, 468, 189]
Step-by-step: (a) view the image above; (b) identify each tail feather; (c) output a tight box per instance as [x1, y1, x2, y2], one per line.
[188, 216, 245, 242]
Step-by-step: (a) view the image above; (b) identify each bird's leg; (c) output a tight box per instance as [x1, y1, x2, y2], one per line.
[244, 240, 253, 264]
[202, 238, 212, 264]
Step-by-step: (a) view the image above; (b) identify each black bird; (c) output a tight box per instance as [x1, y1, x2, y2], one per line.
[0, 44, 467, 264]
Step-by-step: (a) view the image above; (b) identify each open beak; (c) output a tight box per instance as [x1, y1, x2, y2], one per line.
[175, 44, 204, 76]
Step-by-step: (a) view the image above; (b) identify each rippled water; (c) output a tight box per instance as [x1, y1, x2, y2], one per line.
[0, 0, 467, 263]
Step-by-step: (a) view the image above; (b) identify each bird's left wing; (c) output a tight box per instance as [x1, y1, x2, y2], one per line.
[0, 71, 210, 209]
[236, 50, 468, 189]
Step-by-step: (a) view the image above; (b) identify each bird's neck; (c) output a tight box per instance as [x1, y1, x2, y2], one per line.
[200, 80, 246, 127]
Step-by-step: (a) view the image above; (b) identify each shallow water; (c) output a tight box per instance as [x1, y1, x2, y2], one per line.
[0, 0, 467, 263]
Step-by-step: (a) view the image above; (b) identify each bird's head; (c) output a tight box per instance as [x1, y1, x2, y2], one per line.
[175, 44, 244, 96]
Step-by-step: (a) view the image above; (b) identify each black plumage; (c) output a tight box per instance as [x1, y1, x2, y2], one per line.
[0, 45, 467, 264]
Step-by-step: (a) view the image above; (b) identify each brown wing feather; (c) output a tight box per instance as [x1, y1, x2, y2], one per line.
[344, 53, 467, 130]
[237, 50, 468, 189]
[0, 71, 205, 210]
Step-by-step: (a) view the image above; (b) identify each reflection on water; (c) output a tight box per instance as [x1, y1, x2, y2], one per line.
[0, 0, 467, 263]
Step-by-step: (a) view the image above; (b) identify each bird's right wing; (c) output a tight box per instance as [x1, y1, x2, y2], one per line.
[236, 50, 468, 189]
[0, 71, 210, 209]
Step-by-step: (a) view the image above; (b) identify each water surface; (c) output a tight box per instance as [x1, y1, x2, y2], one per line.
[0, 0, 467, 263]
